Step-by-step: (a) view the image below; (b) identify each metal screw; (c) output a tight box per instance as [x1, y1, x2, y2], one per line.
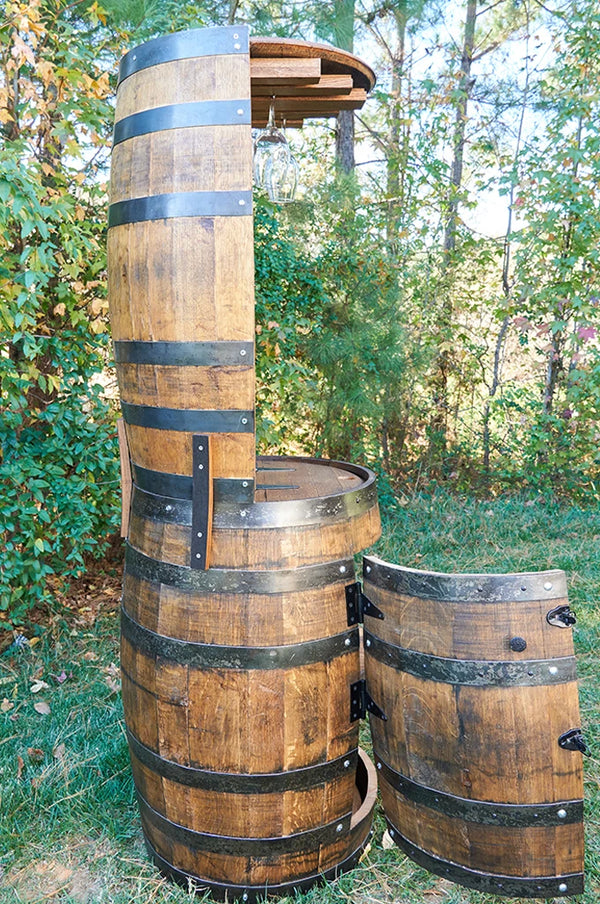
[237, 108, 244, 115]
[270, 650, 277, 658]
[242, 895, 248, 902]
[377, 762, 382, 770]
[366, 639, 371, 647]
[544, 582, 553, 591]
[365, 565, 371, 573]
[521, 586, 527, 592]
[196, 553, 201, 559]
[234, 43, 241, 50]
[477, 586, 483, 593]
[241, 417, 248, 424]
[198, 464, 204, 470]
[557, 808, 567, 819]
[344, 638, 351, 647]
[559, 884, 568, 893]
[336, 823, 344, 833]
[233, 32, 239, 38]
[132, 54, 137, 60]
[549, 666, 558, 675]
[198, 445, 204, 451]
[240, 510, 247, 518]
[238, 200, 246, 207]
[339, 565, 347, 573]
[240, 348, 247, 356]
[242, 481, 249, 487]
[344, 760, 350, 768]
[389, 828, 395, 838]
[165, 504, 172, 512]
[197, 532, 203, 538]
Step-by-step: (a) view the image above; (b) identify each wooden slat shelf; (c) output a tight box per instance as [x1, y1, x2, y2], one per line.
[250, 36, 375, 123]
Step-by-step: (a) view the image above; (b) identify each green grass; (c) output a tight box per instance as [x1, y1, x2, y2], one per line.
[1, 488, 599, 903]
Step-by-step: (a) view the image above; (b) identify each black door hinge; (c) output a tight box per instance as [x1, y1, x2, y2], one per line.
[547, 605, 577, 628]
[346, 582, 385, 626]
[558, 728, 589, 756]
[350, 679, 387, 722]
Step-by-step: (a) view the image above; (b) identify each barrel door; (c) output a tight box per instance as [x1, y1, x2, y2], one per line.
[362, 556, 585, 898]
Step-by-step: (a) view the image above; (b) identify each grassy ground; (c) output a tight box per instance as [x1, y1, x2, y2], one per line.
[0, 488, 598, 904]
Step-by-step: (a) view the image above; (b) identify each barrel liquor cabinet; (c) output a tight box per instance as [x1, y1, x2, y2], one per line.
[108, 25, 380, 900]
[108, 24, 586, 901]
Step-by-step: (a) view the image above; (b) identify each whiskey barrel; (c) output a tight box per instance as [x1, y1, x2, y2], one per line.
[120, 456, 380, 898]
[363, 557, 585, 898]
[108, 26, 256, 492]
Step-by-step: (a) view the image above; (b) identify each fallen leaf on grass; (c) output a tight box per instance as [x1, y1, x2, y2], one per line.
[53, 743, 66, 761]
[33, 700, 51, 715]
[17, 755, 24, 779]
[83, 651, 98, 661]
[27, 747, 45, 762]
[381, 829, 394, 850]
[104, 662, 120, 694]
[55, 670, 68, 683]
[1, 697, 14, 712]
[30, 680, 50, 693]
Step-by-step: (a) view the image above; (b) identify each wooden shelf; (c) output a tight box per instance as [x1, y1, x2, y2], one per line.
[250, 36, 375, 125]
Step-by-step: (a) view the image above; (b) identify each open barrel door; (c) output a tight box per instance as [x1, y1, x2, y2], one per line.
[362, 556, 585, 898]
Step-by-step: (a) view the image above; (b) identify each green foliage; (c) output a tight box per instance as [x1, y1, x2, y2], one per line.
[0, 1, 120, 626]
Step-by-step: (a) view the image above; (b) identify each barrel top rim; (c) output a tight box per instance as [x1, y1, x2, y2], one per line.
[250, 36, 376, 91]
[364, 555, 566, 586]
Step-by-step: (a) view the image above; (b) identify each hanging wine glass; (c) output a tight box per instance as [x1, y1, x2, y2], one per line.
[253, 102, 290, 189]
[265, 147, 299, 204]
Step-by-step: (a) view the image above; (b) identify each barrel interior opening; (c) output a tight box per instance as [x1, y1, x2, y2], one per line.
[254, 455, 368, 502]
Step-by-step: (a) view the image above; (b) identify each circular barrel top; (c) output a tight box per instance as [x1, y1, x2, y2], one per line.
[250, 37, 376, 91]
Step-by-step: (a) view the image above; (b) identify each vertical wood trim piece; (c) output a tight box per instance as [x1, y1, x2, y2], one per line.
[117, 417, 133, 538]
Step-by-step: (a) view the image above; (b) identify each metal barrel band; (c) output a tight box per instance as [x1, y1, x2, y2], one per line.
[363, 556, 567, 603]
[376, 758, 583, 827]
[118, 26, 249, 84]
[364, 630, 577, 687]
[127, 729, 358, 793]
[144, 834, 370, 903]
[114, 339, 254, 366]
[121, 606, 359, 669]
[385, 821, 584, 898]
[113, 99, 251, 146]
[130, 481, 378, 530]
[139, 793, 352, 856]
[131, 465, 254, 503]
[108, 190, 253, 228]
[125, 543, 355, 595]
[121, 402, 253, 433]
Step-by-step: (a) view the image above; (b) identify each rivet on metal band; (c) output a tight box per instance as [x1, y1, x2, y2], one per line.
[114, 340, 255, 366]
[125, 544, 355, 595]
[384, 821, 584, 898]
[108, 190, 253, 228]
[138, 793, 352, 856]
[127, 729, 358, 794]
[121, 401, 254, 434]
[121, 607, 358, 669]
[364, 630, 577, 687]
[113, 99, 251, 145]
[376, 758, 583, 826]
[363, 556, 567, 602]
[118, 26, 250, 84]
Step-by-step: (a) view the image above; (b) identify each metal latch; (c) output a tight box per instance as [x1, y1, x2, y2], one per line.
[350, 679, 387, 722]
[547, 605, 577, 628]
[558, 728, 589, 756]
[346, 582, 384, 626]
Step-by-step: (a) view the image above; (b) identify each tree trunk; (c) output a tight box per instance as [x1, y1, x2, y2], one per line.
[429, 0, 477, 467]
[333, 0, 355, 171]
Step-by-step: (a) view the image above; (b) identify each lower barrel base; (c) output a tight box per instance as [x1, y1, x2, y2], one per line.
[145, 749, 377, 901]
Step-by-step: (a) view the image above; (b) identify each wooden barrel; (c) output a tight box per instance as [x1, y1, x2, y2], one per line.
[363, 557, 585, 898]
[108, 25, 256, 493]
[120, 456, 380, 898]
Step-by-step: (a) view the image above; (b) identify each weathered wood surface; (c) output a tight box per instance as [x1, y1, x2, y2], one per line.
[117, 417, 132, 539]
[121, 456, 380, 893]
[363, 557, 585, 895]
[108, 41, 255, 485]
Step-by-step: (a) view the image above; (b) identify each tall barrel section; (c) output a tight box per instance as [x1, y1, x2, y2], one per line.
[108, 26, 255, 495]
[363, 557, 585, 898]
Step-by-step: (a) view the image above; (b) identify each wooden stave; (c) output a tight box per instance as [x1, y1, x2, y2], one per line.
[363, 559, 585, 894]
[120, 465, 380, 891]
